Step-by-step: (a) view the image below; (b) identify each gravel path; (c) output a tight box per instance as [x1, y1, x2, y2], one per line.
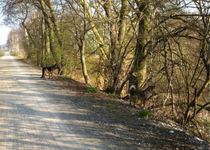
[0, 54, 209, 150]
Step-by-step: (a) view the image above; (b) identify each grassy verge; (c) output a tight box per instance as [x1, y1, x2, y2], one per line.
[83, 86, 98, 93]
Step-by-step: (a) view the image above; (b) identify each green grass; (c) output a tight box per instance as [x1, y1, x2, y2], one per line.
[136, 109, 152, 118]
[109, 92, 118, 98]
[83, 86, 98, 93]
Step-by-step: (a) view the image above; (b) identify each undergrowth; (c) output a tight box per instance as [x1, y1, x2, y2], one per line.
[83, 86, 98, 93]
[136, 109, 153, 118]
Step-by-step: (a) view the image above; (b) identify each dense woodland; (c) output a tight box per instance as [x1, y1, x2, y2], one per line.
[1, 0, 210, 141]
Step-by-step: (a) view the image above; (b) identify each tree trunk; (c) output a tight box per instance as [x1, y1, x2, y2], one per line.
[39, 0, 62, 67]
[79, 38, 90, 84]
[80, 0, 90, 85]
[131, 2, 151, 89]
[103, 0, 128, 94]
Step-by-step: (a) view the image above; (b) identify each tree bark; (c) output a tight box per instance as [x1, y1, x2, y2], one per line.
[80, 0, 90, 84]
[131, 1, 151, 88]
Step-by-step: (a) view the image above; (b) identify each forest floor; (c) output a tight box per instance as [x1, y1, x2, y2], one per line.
[54, 77, 210, 150]
[0, 54, 209, 149]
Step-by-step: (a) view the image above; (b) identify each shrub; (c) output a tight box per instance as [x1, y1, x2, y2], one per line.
[83, 86, 98, 93]
[136, 109, 152, 118]
[109, 92, 118, 98]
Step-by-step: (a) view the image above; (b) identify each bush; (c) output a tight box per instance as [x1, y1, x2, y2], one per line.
[83, 86, 98, 93]
[10, 51, 19, 56]
[109, 92, 118, 98]
[136, 109, 152, 118]
[42, 54, 56, 66]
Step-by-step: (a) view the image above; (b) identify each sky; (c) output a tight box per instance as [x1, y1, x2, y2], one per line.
[0, 24, 11, 45]
[0, 12, 11, 46]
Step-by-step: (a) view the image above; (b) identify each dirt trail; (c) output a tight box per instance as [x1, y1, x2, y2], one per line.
[0, 54, 209, 150]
